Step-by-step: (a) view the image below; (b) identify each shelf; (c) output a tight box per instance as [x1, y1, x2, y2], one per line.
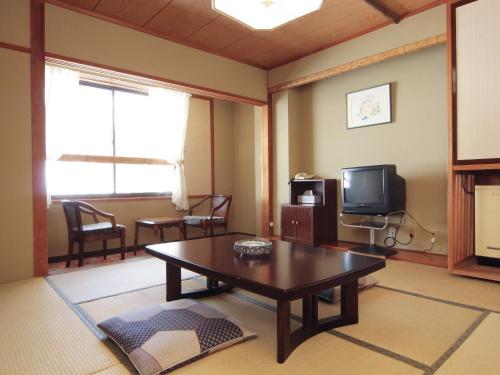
[451, 257, 500, 282]
[453, 163, 500, 172]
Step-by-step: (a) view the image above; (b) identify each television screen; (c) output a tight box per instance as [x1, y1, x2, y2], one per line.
[343, 169, 384, 204]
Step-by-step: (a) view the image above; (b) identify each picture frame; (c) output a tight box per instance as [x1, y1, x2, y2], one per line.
[346, 83, 392, 129]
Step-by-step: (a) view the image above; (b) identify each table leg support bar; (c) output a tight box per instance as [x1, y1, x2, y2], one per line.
[276, 279, 359, 363]
[166, 263, 234, 301]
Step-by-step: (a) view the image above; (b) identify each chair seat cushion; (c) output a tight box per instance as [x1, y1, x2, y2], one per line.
[98, 299, 256, 375]
[183, 215, 225, 226]
[75, 222, 125, 234]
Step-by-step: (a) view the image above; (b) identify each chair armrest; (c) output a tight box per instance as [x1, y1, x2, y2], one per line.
[80, 207, 98, 223]
[188, 196, 211, 215]
[77, 201, 117, 229]
[208, 198, 230, 221]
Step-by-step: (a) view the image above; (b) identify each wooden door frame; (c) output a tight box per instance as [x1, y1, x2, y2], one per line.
[31, 0, 48, 277]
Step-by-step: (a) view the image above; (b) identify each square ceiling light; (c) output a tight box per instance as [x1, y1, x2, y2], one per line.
[212, 0, 324, 30]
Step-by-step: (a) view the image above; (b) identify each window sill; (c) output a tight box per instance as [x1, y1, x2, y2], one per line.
[50, 193, 208, 203]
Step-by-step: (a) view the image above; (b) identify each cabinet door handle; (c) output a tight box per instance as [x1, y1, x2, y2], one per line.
[486, 246, 500, 251]
[291, 220, 295, 224]
[296, 220, 300, 225]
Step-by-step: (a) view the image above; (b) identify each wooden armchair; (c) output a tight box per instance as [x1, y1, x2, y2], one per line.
[62, 200, 126, 267]
[182, 195, 232, 239]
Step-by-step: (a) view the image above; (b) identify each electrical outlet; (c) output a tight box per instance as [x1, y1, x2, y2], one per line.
[431, 231, 438, 244]
[407, 226, 416, 240]
[388, 226, 397, 238]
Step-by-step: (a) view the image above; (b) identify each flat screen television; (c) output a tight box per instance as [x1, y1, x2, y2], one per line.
[341, 164, 405, 215]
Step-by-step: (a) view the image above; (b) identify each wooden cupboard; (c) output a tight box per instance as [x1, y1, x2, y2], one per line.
[280, 179, 337, 247]
[448, 0, 500, 281]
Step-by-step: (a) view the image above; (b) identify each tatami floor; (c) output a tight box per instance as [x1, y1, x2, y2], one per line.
[2, 257, 500, 374]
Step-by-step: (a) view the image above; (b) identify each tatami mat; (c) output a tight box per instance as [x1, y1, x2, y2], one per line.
[375, 260, 500, 311]
[435, 313, 500, 375]
[336, 287, 480, 366]
[80, 284, 421, 375]
[92, 364, 132, 374]
[6, 256, 500, 374]
[215, 283, 481, 366]
[0, 278, 120, 375]
[47, 258, 198, 303]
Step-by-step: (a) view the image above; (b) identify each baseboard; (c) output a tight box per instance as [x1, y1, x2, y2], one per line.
[325, 240, 447, 268]
[267, 235, 447, 268]
[48, 232, 256, 263]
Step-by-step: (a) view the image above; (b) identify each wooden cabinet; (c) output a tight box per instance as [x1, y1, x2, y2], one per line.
[448, 0, 500, 281]
[281, 205, 320, 246]
[280, 179, 336, 247]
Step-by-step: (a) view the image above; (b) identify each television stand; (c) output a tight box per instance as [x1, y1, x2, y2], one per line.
[339, 211, 404, 257]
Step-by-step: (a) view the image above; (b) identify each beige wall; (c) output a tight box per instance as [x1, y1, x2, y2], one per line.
[0, 48, 33, 282]
[214, 100, 262, 236]
[272, 91, 291, 235]
[274, 45, 448, 253]
[45, 4, 267, 102]
[254, 106, 263, 237]
[184, 99, 211, 195]
[0, 0, 29, 48]
[214, 100, 235, 200]
[268, 5, 446, 88]
[0, 0, 33, 283]
[48, 98, 212, 257]
[232, 103, 257, 235]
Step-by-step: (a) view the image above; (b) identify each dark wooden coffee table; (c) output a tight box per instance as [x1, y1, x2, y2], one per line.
[146, 234, 385, 363]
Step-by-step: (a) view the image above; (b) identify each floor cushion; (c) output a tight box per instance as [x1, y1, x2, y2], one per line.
[98, 299, 256, 375]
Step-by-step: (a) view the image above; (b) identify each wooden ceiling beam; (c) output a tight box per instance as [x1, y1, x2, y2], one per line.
[363, 0, 401, 24]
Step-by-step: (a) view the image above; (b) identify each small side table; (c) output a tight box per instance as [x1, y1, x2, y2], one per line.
[133, 217, 183, 255]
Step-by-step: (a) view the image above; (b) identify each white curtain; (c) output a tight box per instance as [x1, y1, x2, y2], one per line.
[45, 65, 80, 205]
[149, 87, 191, 210]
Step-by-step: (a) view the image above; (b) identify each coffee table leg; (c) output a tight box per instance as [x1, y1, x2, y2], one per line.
[277, 300, 291, 364]
[302, 295, 319, 328]
[166, 263, 181, 301]
[133, 223, 139, 256]
[341, 279, 359, 325]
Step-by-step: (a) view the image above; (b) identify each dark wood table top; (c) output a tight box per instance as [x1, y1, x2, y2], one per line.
[146, 234, 385, 300]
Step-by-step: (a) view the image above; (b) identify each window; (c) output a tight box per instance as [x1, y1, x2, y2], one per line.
[47, 82, 175, 197]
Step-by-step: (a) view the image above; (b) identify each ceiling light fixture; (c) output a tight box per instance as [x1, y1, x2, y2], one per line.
[212, 0, 324, 30]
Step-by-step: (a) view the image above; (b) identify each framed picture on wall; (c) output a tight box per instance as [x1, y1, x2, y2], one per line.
[346, 83, 392, 129]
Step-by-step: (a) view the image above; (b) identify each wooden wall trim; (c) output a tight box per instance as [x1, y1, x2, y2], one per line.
[31, 0, 48, 277]
[268, 33, 447, 93]
[209, 99, 216, 195]
[45, 53, 267, 106]
[447, 1, 455, 271]
[261, 94, 273, 236]
[0, 41, 31, 54]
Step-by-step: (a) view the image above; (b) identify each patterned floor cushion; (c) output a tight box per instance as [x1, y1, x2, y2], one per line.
[183, 216, 225, 225]
[98, 299, 256, 375]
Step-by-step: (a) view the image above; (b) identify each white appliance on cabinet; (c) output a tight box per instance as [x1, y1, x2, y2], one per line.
[475, 185, 500, 266]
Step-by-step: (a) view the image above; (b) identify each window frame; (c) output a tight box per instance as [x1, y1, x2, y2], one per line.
[49, 80, 175, 199]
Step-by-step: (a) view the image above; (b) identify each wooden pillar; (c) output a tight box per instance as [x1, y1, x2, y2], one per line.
[31, 0, 48, 277]
[210, 98, 215, 195]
